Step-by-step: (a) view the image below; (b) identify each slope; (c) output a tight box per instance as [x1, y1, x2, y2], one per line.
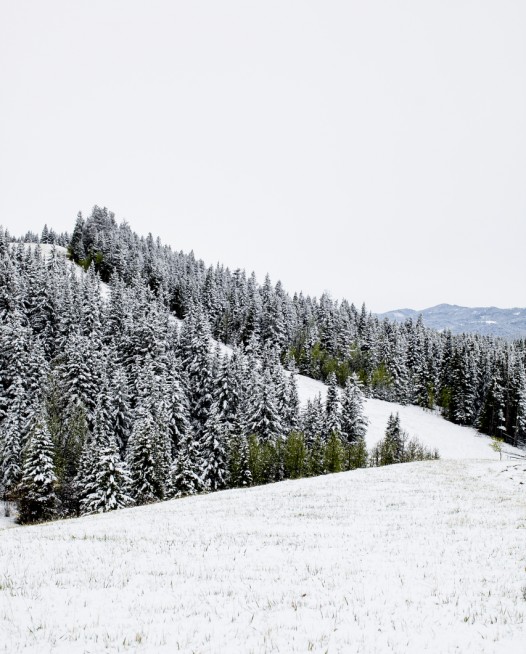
[293, 373, 520, 460]
[1, 459, 525, 653]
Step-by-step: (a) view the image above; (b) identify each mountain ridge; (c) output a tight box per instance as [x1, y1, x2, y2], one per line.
[378, 303, 526, 339]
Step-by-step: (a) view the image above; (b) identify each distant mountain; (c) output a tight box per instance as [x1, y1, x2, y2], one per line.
[378, 304, 526, 339]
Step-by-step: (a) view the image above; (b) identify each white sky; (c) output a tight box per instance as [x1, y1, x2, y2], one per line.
[1, 1, 525, 313]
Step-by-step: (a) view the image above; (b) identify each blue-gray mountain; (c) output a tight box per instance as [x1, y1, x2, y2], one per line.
[378, 304, 526, 339]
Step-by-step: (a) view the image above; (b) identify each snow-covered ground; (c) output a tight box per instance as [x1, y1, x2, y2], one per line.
[294, 373, 524, 461]
[1, 459, 525, 653]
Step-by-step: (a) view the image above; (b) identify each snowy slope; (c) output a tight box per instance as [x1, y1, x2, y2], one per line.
[294, 373, 523, 461]
[1, 459, 525, 653]
[169, 321, 522, 461]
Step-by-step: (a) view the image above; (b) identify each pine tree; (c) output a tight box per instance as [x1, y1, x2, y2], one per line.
[17, 415, 57, 523]
[379, 413, 404, 465]
[167, 429, 204, 498]
[81, 442, 132, 515]
[325, 372, 341, 440]
[283, 431, 307, 479]
[245, 369, 282, 444]
[111, 365, 132, 454]
[323, 432, 344, 473]
[0, 376, 27, 500]
[200, 403, 228, 492]
[127, 409, 165, 504]
[307, 435, 325, 476]
[340, 374, 368, 444]
[227, 432, 252, 488]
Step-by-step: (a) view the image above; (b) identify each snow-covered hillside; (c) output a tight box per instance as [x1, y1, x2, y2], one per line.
[22, 242, 525, 462]
[1, 460, 525, 653]
[293, 373, 523, 461]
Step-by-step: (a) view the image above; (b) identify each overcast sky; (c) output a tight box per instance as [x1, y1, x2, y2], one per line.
[1, 1, 525, 312]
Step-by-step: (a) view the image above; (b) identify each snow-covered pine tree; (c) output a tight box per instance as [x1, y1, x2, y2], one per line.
[245, 368, 282, 444]
[227, 432, 252, 488]
[340, 373, 368, 445]
[200, 403, 228, 492]
[17, 413, 57, 523]
[167, 428, 204, 498]
[80, 441, 132, 515]
[325, 372, 341, 440]
[127, 407, 166, 505]
[110, 364, 132, 455]
[381, 413, 404, 465]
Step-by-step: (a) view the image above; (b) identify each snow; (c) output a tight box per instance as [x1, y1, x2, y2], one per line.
[293, 373, 524, 461]
[1, 459, 525, 653]
[165, 326, 523, 462]
[17, 242, 112, 299]
[0, 503, 17, 531]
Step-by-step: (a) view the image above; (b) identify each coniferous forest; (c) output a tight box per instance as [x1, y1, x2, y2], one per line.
[1, 206, 524, 523]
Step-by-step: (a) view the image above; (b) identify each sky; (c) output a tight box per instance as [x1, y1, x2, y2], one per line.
[1, 1, 525, 313]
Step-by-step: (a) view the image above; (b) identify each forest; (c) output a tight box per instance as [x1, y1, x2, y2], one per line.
[0, 206, 523, 523]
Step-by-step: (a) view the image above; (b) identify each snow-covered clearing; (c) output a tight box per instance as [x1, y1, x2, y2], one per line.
[1, 460, 525, 653]
[294, 373, 524, 461]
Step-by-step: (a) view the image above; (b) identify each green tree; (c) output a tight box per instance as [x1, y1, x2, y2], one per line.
[283, 431, 307, 479]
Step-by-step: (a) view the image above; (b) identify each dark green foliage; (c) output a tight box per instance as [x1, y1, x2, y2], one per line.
[283, 431, 307, 479]
[344, 440, 368, 470]
[227, 433, 252, 487]
[323, 432, 344, 473]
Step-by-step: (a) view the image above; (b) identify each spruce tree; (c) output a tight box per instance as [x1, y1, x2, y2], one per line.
[340, 374, 368, 445]
[200, 403, 228, 491]
[325, 372, 341, 440]
[17, 415, 57, 523]
[167, 429, 204, 497]
[81, 442, 132, 514]
[127, 409, 165, 504]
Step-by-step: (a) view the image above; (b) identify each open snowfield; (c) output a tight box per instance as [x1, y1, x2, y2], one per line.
[1, 459, 525, 653]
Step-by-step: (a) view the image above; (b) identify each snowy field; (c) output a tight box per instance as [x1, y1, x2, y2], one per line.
[1, 459, 525, 653]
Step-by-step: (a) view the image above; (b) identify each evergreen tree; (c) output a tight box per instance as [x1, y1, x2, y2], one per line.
[200, 403, 228, 491]
[307, 435, 325, 476]
[325, 372, 341, 440]
[127, 409, 165, 504]
[167, 429, 204, 498]
[227, 432, 252, 488]
[323, 432, 344, 473]
[17, 414, 57, 523]
[340, 373, 368, 445]
[81, 442, 132, 515]
[245, 369, 282, 444]
[283, 431, 307, 479]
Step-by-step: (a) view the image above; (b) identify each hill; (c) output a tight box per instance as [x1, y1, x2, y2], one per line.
[378, 304, 526, 339]
[1, 459, 525, 653]
[294, 373, 519, 460]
